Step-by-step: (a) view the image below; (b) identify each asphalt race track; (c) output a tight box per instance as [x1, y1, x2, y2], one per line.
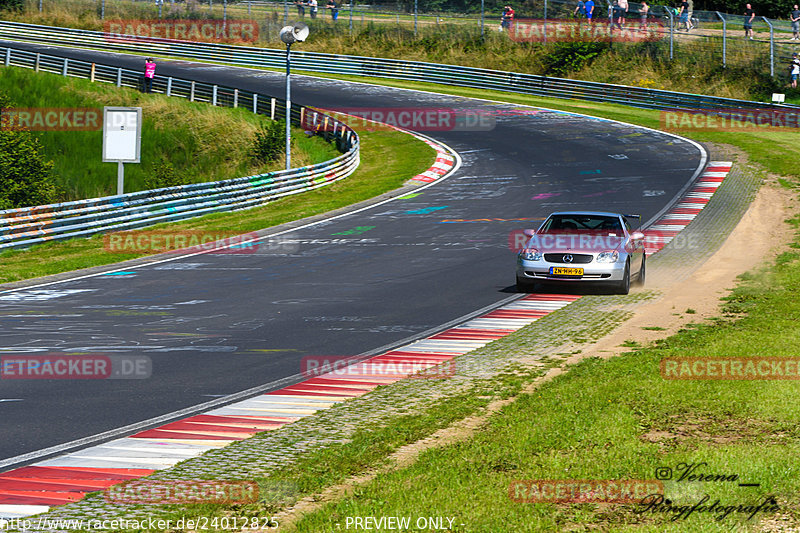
[0, 41, 704, 465]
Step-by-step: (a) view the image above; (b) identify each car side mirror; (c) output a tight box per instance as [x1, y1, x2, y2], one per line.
[523, 229, 536, 237]
[631, 231, 645, 240]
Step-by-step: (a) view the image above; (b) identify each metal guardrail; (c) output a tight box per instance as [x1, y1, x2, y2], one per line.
[0, 20, 797, 114]
[0, 45, 360, 250]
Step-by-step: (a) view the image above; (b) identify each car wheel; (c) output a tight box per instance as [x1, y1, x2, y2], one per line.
[635, 255, 646, 287]
[516, 276, 536, 293]
[615, 261, 630, 295]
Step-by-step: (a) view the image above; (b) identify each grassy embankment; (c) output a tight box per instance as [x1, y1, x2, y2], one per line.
[0, 66, 338, 200]
[4, 0, 796, 103]
[0, 66, 435, 283]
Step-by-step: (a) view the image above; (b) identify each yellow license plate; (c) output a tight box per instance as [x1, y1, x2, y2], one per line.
[550, 267, 584, 276]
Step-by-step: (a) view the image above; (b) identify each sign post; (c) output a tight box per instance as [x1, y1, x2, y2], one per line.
[102, 107, 142, 196]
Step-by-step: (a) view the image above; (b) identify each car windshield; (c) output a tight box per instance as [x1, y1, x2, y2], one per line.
[539, 215, 623, 235]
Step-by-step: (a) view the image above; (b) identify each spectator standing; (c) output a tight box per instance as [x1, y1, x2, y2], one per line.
[574, 0, 586, 18]
[791, 4, 800, 40]
[585, 0, 594, 22]
[612, 0, 623, 30]
[687, 0, 694, 29]
[309, 0, 318, 18]
[791, 52, 800, 87]
[639, 1, 649, 29]
[744, 4, 755, 39]
[679, 0, 690, 31]
[618, 0, 628, 26]
[501, 5, 515, 31]
[143, 57, 155, 93]
[295, 0, 305, 17]
[328, 0, 339, 20]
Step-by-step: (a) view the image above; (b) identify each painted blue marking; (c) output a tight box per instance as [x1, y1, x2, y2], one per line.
[102, 271, 137, 276]
[405, 206, 449, 215]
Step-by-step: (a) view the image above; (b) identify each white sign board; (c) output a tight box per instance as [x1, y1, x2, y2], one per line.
[772, 93, 786, 103]
[102, 107, 142, 163]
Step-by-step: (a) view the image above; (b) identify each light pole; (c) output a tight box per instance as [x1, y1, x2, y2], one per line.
[279, 23, 309, 171]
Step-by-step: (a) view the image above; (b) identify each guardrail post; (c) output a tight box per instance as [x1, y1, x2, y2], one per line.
[253, 93, 258, 114]
[212, 85, 218, 105]
[62, 58, 68, 76]
[166, 77, 172, 96]
[116, 67, 121, 87]
[90, 63, 96, 82]
[233, 88, 238, 108]
[716, 12, 726, 68]
[271, 97, 276, 119]
[35, 53, 40, 72]
[763, 16, 774, 77]
[190, 81, 196, 101]
[4, 48, 9, 66]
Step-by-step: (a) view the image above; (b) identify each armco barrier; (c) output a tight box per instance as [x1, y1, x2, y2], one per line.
[0, 20, 799, 114]
[0, 46, 359, 251]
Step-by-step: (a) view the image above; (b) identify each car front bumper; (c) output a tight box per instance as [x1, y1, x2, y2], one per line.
[516, 256, 627, 282]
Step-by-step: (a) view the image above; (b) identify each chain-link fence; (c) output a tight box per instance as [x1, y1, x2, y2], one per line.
[14, 0, 800, 79]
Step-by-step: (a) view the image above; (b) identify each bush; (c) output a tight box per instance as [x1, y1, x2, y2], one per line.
[250, 120, 284, 164]
[542, 41, 610, 76]
[0, 92, 59, 210]
[0, 0, 23, 11]
[143, 159, 190, 190]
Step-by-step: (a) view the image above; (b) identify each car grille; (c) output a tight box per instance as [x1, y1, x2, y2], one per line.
[543, 253, 593, 264]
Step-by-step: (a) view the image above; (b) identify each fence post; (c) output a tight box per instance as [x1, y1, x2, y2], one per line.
[101, 0, 105, 20]
[35, 53, 40, 72]
[62, 57, 68, 76]
[190, 81, 195, 101]
[166, 76, 173, 96]
[4, 48, 10, 66]
[481, 0, 484, 37]
[91, 63, 96, 82]
[233, 88, 238, 108]
[212, 85, 218, 105]
[716, 12, 726, 68]
[284, 0, 288, 25]
[666, 7, 673, 60]
[763, 16, 774, 77]
[271, 97, 276, 119]
[116, 67, 121, 87]
[350, 0, 354, 32]
[414, 0, 417, 35]
[543, 0, 547, 44]
[38, 0, 42, 13]
[253, 93, 258, 114]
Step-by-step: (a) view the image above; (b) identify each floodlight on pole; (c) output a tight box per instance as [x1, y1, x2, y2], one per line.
[279, 23, 309, 171]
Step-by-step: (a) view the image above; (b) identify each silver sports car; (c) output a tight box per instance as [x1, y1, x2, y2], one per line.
[516, 211, 646, 295]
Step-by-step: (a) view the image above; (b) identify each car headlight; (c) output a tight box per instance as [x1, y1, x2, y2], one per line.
[519, 248, 542, 261]
[595, 250, 619, 263]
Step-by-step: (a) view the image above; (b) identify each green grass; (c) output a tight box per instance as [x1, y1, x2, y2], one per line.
[0, 124, 433, 283]
[0, 66, 339, 200]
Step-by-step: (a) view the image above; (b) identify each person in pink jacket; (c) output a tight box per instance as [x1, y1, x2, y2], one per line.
[144, 57, 156, 93]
